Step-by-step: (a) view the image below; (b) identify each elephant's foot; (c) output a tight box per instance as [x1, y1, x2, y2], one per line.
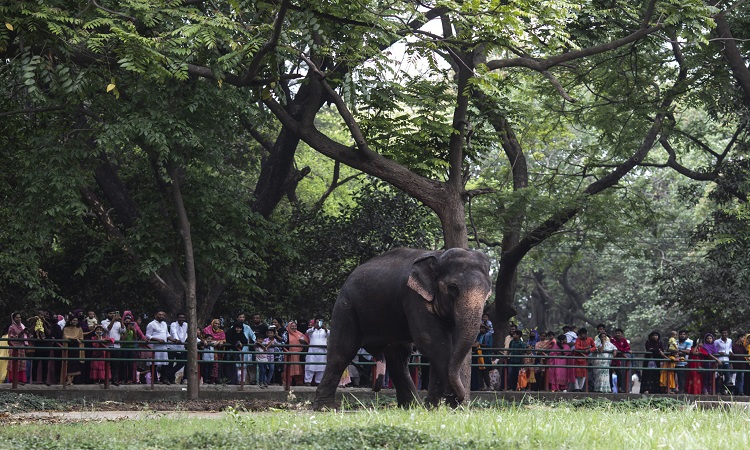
[372, 374, 384, 392]
[396, 393, 420, 409]
[442, 393, 460, 408]
[424, 396, 441, 408]
[312, 396, 337, 411]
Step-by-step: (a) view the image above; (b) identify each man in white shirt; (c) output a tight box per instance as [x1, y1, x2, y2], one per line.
[167, 312, 188, 384]
[101, 309, 124, 385]
[146, 310, 170, 384]
[715, 328, 733, 394]
[304, 318, 329, 386]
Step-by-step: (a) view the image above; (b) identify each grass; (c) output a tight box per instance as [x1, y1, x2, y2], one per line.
[0, 397, 749, 449]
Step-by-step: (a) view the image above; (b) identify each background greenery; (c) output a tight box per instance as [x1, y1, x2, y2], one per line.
[1, 0, 749, 342]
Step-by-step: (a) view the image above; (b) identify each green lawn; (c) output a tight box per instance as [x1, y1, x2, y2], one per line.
[1, 399, 748, 449]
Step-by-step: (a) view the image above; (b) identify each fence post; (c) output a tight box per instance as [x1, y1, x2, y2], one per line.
[284, 354, 291, 391]
[61, 347, 68, 389]
[625, 359, 630, 394]
[150, 355, 156, 390]
[238, 352, 244, 391]
[10, 356, 18, 389]
[712, 363, 716, 394]
[104, 346, 110, 390]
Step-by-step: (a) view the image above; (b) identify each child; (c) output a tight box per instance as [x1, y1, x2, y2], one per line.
[256, 326, 279, 387]
[85, 310, 99, 330]
[668, 331, 679, 354]
[200, 335, 216, 384]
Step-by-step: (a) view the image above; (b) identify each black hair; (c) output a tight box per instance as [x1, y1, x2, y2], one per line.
[562, 326, 571, 331]
[596, 323, 606, 329]
[512, 330, 523, 337]
[678, 329, 688, 334]
[578, 328, 587, 335]
[615, 328, 624, 333]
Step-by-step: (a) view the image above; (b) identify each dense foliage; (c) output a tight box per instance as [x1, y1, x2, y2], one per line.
[1, 0, 750, 338]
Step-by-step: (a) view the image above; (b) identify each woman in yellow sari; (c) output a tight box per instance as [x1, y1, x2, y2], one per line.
[660, 331, 678, 394]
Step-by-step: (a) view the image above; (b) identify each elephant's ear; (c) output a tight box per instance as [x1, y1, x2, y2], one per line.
[407, 253, 439, 302]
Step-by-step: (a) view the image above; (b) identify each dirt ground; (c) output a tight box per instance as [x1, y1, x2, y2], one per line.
[0, 396, 307, 424]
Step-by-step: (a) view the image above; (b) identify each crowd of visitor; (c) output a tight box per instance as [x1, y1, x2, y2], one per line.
[2, 308, 749, 396]
[0, 308, 359, 388]
[470, 320, 750, 396]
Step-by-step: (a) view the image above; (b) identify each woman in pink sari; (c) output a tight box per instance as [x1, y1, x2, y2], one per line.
[7, 313, 29, 384]
[201, 319, 226, 383]
[283, 321, 308, 386]
[535, 331, 556, 391]
[548, 334, 575, 392]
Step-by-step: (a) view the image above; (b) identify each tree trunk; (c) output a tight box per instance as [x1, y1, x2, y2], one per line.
[530, 271, 551, 331]
[437, 190, 469, 249]
[168, 163, 200, 400]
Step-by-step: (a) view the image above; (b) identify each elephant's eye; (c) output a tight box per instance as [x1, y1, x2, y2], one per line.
[447, 284, 459, 297]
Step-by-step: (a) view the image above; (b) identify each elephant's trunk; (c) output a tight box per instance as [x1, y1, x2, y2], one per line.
[447, 293, 485, 404]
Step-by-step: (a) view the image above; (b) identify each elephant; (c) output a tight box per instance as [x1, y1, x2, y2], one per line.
[312, 247, 492, 410]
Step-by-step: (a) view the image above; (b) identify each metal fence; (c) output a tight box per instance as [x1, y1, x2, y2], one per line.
[0, 338, 745, 395]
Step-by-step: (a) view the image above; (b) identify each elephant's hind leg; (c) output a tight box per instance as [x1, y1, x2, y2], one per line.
[383, 343, 419, 408]
[313, 330, 361, 411]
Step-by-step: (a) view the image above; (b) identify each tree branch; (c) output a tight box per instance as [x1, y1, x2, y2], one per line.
[244, 0, 290, 82]
[485, 25, 662, 72]
[542, 70, 577, 103]
[298, 53, 371, 153]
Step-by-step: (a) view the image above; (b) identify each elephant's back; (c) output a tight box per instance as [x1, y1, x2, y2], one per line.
[343, 248, 425, 295]
[334, 248, 426, 342]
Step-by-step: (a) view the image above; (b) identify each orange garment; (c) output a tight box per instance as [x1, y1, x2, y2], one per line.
[574, 337, 596, 378]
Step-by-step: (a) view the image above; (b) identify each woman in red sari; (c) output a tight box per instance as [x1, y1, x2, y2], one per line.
[90, 325, 114, 383]
[686, 337, 720, 395]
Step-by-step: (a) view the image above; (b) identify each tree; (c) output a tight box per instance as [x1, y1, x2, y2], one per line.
[660, 159, 750, 331]
[2, 0, 746, 396]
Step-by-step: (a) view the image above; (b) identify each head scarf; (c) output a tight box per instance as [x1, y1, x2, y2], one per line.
[122, 310, 146, 340]
[8, 313, 25, 342]
[203, 319, 225, 341]
[702, 332, 717, 355]
[286, 321, 306, 352]
[225, 322, 248, 348]
[527, 330, 540, 347]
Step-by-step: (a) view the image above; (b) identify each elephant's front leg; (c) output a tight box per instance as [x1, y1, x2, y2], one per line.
[383, 343, 419, 408]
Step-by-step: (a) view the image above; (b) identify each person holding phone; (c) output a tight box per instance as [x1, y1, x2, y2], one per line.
[101, 308, 124, 385]
[304, 318, 329, 386]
